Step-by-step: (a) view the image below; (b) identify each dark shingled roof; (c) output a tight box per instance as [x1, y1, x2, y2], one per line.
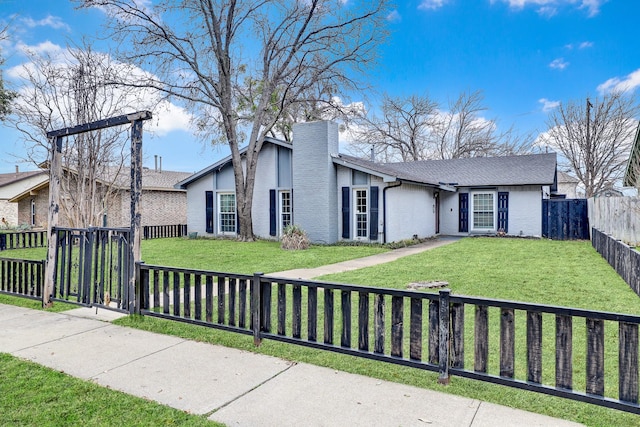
[0, 170, 46, 188]
[333, 153, 557, 187]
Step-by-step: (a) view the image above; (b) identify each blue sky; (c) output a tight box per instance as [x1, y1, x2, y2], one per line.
[1, 0, 639, 174]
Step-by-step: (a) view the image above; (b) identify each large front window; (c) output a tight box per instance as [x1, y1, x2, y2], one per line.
[472, 192, 494, 230]
[354, 189, 368, 239]
[218, 193, 236, 234]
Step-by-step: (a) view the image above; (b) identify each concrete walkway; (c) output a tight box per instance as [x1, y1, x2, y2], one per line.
[0, 237, 585, 426]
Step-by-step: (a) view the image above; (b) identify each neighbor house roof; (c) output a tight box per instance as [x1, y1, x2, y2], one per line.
[9, 165, 191, 203]
[623, 123, 640, 187]
[175, 136, 291, 189]
[333, 152, 557, 188]
[557, 171, 579, 184]
[0, 170, 46, 188]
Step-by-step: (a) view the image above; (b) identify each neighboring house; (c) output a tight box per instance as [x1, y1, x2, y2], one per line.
[556, 171, 580, 198]
[10, 164, 191, 229]
[177, 121, 558, 244]
[624, 122, 640, 188]
[0, 168, 48, 227]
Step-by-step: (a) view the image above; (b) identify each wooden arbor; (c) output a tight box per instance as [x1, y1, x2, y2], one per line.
[43, 111, 152, 310]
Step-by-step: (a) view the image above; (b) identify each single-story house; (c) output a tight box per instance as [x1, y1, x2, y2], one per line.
[10, 163, 191, 229]
[0, 168, 48, 228]
[556, 171, 580, 198]
[624, 122, 640, 188]
[177, 121, 558, 244]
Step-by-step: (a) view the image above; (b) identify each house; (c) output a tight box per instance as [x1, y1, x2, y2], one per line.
[556, 171, 580, 198]
[177, 121, 558, 243]
[10, 164, 191, 229]
[624, 122, 640, 188]
[0, 168, 48, 228]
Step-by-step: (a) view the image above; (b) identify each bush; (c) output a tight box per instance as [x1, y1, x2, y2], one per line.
[281, 224, 310, 250]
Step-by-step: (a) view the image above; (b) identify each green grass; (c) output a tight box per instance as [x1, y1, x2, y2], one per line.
[3, 236, 640, 426]
[0, 353, 221, 426]
[0, 293, 76, 312]
[0, 237, 388, 274]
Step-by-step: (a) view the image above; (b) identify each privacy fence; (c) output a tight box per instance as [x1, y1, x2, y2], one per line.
[0, 231, 47, 251]
[137, 264, 640, 414]
[589, 196, 640, 247]
[592, 228, 640, 297]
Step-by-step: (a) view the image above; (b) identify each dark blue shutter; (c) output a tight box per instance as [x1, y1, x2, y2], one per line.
[342, 187, 350, 239]
[369, 186, 379, 240]
[269, 189, 277, 236]
[497, 192, 509, 233]
[459, 193, 468, 233]
[205, 191, 214, 233]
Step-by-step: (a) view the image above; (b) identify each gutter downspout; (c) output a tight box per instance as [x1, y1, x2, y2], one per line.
[382, 181, 402, 244]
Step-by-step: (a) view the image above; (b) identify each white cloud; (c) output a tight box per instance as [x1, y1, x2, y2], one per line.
[597, 69, 640, 95]
[537, 6, 558, 17]
[539, 98, 560, 112]
[147, 101, 193, 136]
[418, 0, 449, 10]
[549, 58, 569, 70]
[21, 15, 71, 32]
[579, 41, 594, 49]
[387, 10, 402, 22]
[15, 41, 64, 58]
[496, 0, 606, 17]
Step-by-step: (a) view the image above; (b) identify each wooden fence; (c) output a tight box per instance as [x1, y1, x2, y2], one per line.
[542, 199, 589, 240]
[0, 257, 44, 300]
[592, 228, 640, 296]
[142, 224, 187, 240]
[0, 231, 47, 251]
[137, 263, 640, 414]
[589, 196, 640, 246]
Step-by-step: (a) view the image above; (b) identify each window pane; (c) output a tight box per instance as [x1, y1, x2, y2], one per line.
[355, 189, 367, 238]
[352, 170, 368, 186]
[219, 193, 236, 233]
[473, 193, 494, 229]
[280, 191, 291, 231]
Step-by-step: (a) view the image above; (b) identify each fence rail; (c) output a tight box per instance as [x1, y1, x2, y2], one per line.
[142, 224, 187, 240]
[0, 257, 44, 300]
[592, 228, 640, 296]
[137, 263, 640, 414]
[0, 231, 47, 251]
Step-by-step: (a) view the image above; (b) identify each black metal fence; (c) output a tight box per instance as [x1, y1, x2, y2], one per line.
[142, 224, 187, 240]
[0, 257, 44, 300]
[591, 228, 640, 296]
[137, 264, 640, 414]
[0, 231, 47, 251]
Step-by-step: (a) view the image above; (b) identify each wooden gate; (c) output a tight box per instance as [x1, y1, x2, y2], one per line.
[51, 227, 133, 312]
[542, 199, 590, 240]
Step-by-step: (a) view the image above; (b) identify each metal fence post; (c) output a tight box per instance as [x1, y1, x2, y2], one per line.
[252, 272, 264, 346]
[438, 288, 451, 385]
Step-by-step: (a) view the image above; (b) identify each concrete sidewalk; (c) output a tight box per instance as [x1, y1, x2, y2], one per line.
[269, 236, 462, 280]
[1, 303, 583, 427]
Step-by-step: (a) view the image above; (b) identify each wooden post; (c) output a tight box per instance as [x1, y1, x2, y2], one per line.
[43, 136, 62, 308]
[438, 289, 451, 385]
[129, 118, 143, 314]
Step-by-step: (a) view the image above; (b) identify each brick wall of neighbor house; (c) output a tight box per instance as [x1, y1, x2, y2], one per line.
[292, 121, 339, 243]
[17, 191, 50, 228]
[0, 201, 18, 226]
[109, 190, 187, 227]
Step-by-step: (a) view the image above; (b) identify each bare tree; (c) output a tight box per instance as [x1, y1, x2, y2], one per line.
[9, 43, 138, 227]
[540, 92, 639, 198]
[0, 25, 16, 120]
[348, 90, 531, 162]
[349, 93, 438, 161]
[77, 0, 390, 240]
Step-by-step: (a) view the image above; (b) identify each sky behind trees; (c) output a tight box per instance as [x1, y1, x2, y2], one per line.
[1, 0, 638, 174]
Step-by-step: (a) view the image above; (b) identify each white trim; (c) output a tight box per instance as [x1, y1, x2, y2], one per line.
[279, 190, 292, 236]
[352, 188, 369, 241]
[217, 192, 236, 235]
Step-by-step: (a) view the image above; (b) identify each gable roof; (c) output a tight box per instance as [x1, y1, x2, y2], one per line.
[0, 170, 46, 188]
[175, 136, 291, 189]
[333, 152, 557, 188]
[624, 123, 640, 187]
[557, 171, 579, 184]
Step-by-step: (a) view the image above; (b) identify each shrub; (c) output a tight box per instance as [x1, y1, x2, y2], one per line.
[281, 224, 310, 250]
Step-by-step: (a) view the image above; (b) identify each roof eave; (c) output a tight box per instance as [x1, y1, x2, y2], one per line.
[331, 156, 398, 183]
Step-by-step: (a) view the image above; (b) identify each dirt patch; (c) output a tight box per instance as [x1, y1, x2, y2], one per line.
[408, 281, 449, 290]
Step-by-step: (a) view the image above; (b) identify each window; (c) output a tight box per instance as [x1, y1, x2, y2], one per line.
[472, 192, 495, 231]
[280, 191, 291, 234]
[218, 193, 236, 234]
[354, 189, 368, 239]
[30, 199, 36, 226]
